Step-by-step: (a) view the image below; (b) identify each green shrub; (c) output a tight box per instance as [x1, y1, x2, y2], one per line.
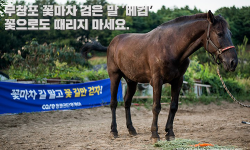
[2, 39, 89, 78]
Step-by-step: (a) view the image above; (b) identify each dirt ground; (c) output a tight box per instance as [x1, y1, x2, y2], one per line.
[0, 101, 249, 150]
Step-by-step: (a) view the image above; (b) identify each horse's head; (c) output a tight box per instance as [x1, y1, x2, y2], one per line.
[205, 10, 238, 72]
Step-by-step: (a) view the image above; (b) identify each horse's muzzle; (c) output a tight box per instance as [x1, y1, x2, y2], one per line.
[223, 58, 238, 72]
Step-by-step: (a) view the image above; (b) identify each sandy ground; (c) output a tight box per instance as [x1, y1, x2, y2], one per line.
[0, 101, 249, 150]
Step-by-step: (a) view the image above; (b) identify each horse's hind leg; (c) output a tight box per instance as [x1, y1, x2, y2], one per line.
[109, 69, 122, 138]
[124, 80, 137, 136]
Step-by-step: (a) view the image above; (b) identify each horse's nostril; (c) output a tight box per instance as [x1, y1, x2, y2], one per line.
[231, 60, 235, 68]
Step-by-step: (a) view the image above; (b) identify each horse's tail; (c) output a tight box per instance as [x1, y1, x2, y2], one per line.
[81, 41, 107, 58]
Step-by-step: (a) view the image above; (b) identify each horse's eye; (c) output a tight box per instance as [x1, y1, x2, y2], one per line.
[217, 33, 223, 37]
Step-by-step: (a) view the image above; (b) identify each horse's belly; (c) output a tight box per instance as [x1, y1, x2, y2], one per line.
[119, 64, 151, 83]
[115, 56, 151, 83]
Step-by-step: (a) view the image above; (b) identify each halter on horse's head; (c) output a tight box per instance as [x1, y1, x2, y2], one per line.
[205, 11, 238, 71]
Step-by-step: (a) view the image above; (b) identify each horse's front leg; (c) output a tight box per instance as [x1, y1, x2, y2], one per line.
[124, 80, 138, 136]
[151, 76, 163, 143]
[165, 76, 183, 141]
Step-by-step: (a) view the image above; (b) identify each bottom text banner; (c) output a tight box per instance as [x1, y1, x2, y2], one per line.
[0, 79, 123, 114]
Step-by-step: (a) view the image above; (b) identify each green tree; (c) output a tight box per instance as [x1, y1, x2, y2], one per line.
[216, 6, 250, 45]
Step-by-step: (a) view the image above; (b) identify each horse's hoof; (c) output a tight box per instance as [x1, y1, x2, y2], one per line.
[165, 135, 175, 141]
[165, 130, 175, 141]
[110, 132, 118, 138]
[128, 129, 137, 136]
[151, 137, 160, 144]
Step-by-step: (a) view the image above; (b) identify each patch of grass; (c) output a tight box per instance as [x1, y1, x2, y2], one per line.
[131, 97, 153, 110]
[117, 101, 124, 107]
[88, 57, 107, 66]
[180, 93, 224, 106]
[92, 51, 107, 57]
[144, 98, 153, 110]
[154, 138, 236, 150]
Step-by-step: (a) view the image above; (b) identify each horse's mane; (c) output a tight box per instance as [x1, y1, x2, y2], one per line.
[159, 13, 228, 28]
[159, 13, 207, 27]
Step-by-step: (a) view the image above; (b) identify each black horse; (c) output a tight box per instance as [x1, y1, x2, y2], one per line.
[82, 11, 238, 143]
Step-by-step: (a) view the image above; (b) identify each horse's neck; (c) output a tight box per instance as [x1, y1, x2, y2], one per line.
[177, 20, 208, 63]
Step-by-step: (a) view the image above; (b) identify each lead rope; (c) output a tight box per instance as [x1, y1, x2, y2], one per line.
[217, 65, 250, 108]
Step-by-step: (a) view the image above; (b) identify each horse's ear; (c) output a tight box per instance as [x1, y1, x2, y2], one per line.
[207, 10, 215, 24]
